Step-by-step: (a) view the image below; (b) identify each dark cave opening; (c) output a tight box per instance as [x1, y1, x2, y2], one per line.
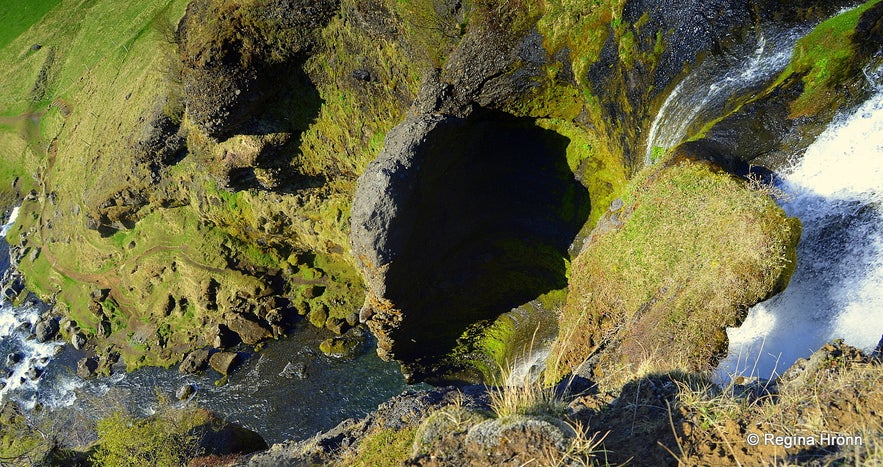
[383, 109, 591, 380]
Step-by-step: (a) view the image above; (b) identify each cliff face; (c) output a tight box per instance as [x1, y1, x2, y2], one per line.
[0, 0, 880, 381]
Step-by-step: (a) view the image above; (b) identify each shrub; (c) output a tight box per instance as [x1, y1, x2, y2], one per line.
[91, 403, 205, 467]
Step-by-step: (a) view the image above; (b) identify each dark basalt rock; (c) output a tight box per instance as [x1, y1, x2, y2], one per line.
[209, 351, 241, 376]
[76, 357, 99, 379]
[179, 348, 211, 374]
[177, 0, 337, 139]
[34, 318, 59, 343]
[351, 109, 589, 382]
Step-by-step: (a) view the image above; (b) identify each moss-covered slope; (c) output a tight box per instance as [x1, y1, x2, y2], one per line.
[549, 157, 801, 386]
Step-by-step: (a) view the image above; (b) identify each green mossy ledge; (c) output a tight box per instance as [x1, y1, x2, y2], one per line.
[547, 156, 801, 387]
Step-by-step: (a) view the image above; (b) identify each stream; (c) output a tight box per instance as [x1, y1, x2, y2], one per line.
[0, 208, 411, 444]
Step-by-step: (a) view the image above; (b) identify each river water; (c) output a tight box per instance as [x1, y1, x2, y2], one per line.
[0, 207, 410, 444]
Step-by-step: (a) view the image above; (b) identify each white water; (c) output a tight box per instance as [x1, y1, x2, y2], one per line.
[0, 208, 72, 408]
[717, 89, 883, 381]
[644, 30, 798, 165]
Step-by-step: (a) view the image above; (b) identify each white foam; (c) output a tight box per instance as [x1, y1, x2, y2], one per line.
[0, 206, 19, 238]
[717, 90, 883, 381]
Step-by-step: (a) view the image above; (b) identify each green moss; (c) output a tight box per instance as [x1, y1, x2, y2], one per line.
[348, 426, 417, 467]
[534, 118, 627, 227]
[548, 159, 800, 384]
[787, 0, 880, 116]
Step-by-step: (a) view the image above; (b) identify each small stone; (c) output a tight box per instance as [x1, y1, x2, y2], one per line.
[5, 352, 22, 367]
[25, 366, 42, 380]
[279, 361, 307, 380]
[176, 383, 196, 400]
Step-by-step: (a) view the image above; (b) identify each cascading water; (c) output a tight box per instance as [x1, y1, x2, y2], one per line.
[716, 88, 883, 381]
[0, 208, 70, 408]
[643, 28, 800, 165]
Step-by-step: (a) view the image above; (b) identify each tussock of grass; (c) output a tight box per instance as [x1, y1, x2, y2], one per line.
[344, 426, 417, 467]
[549, 159, 800, 384]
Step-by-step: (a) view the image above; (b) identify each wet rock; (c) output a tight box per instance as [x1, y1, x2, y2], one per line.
[179, 348, 211, 374]
[226, 313, 272, 345]
[76, 357, 99, 379]
[279, 361, 307, 380]
[25, 366, 43, 380]
[176, 383, 196, 400]
[5, 352, 22, 367]
[34, 319, 59, 343]
[209, 351, 240, 376]
[325, 317, 349, 335]
[71, 332, 86, 350]
[319, 329, 366, 359]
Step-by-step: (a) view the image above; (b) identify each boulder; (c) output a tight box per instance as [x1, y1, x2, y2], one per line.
[34, 319, 59, 343]
[319, 329, 366, 359]
[209, 351, 240, 376]
[210, 324, 237, 349]
[76, 357, 99, 379]
[71, 332, 87, 350]
[226, 313, 272, 346]
[179, 348, 211, 374]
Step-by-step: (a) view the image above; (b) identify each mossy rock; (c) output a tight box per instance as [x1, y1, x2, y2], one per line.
[549, 158, 801, 386]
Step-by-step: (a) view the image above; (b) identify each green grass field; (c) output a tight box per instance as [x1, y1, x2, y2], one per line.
[0, 0, 61, 49]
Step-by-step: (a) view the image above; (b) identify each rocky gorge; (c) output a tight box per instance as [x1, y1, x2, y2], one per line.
[0, 0, 882, 465]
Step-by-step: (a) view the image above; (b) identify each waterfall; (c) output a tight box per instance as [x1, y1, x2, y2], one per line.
[643, 29, 799, 165]
[716, 89, 883, 381]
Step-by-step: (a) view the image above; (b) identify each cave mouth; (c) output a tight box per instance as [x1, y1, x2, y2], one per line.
[385, 109, 591, 381]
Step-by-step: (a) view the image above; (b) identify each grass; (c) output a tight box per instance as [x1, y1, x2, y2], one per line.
[0, 0, 62, 49]
[548, 159, 800, 384]
[345, 426, 418, 467]
[667, 347, 883, 466]
[787, 0, 881, 117]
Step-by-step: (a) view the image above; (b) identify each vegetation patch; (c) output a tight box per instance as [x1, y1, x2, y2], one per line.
[787, 0, 881, 117]
[345, 426, 417, 467]
[548, 158, 800, 386]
